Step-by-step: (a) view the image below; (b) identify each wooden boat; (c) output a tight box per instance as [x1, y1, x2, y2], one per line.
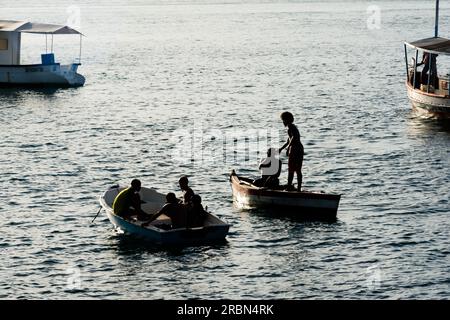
[99, 185, 230, 246]
[403, 0, 450, 118]
[230, 170, 341, 220]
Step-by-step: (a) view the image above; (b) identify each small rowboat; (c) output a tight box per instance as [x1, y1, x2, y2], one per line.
[230, 170, 341, 220]
[99, 185, 230, 246]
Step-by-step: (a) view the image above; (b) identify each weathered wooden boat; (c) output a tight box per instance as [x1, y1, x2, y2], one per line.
[100, 185, 230, 246]
[230, 170, 341, 220]
[0, 20, 85, 87]
[404, 0, 450, 118]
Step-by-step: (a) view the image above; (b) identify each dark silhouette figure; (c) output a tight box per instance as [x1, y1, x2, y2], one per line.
[179, 176, 195, 205]
[188, 194, 208, 228]
[279, 112, 304, 192]
[253, 147, 282, 188]
[143, 192, 188, 229]
[112, 179, 149, 220]
[419, 52, 438, 88]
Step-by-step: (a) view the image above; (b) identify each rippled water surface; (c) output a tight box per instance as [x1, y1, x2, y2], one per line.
[1, 0, 449, 299]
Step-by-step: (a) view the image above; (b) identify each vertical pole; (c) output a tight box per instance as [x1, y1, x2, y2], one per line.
[435, 0, 440, 37]
[404, 44, 409, 83]
[413, 49, 418, 89]
[45, 34, 48, 53]
[427, 53, 432, 93]
[51, 35, 53, 53]
[11, 33, 14, 65]
[79, 34, 82, 63]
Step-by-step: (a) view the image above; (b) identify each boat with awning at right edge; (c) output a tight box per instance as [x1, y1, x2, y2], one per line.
[404, 0, 450, 118]
[230, 170, 341, 221]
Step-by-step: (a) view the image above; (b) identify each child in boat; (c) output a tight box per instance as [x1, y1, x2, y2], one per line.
[179, 176, 195, 205]
[253, 148, 282, 188]
[279, 111, 304, 192]
[112, 179, 149, 220]
[187, 194, 208, 228]
[143, 193, 188, 229]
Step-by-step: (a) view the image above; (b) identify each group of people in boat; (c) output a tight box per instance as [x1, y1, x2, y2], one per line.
[112, 176, 207, 229]
[111, 111, 305, 227]
[253, 111, 304, 192]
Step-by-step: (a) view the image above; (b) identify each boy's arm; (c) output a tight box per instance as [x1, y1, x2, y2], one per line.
[148, 205, 167, 222]
[279, 137, 290, 152]
[280, 137, 293, 152]
[132, 193, 147, 216]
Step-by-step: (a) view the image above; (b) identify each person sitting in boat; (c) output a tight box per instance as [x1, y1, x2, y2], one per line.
[179, 176, 195, 205]
[112, 179, 149, 220]
[418, 52, 438, 88]
[187, 194, 208, 228]
[279, 111, 304, 192]
[253, 147, 282, 188]
[143, 192, 188, 229]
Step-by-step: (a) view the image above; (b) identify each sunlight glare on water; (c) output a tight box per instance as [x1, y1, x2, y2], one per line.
[0, 0, 449, 299]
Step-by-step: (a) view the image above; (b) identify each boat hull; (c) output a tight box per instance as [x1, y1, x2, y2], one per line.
[0, 63, 85, 87]
[100, 186, 230, 246]
[406, 82, 450, 118]
[230, 171, 341, 220]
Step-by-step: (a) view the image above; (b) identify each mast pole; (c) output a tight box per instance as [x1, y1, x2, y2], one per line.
[79, 34, 82, 64]
[404, 44, 409, 83]
[435, 0, 439, 37]
[413, 49, 418, 89]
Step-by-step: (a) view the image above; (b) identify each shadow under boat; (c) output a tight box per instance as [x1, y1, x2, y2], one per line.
[408, 110, 450, 134]
[233, 204, 339, 223]
[0, 86, 61, 96]
[111, 232, 229, 255]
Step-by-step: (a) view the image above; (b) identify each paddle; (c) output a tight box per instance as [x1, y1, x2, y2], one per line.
[91, 206, 103, 224]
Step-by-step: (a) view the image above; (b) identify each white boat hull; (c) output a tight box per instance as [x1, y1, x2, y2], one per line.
[406, 82, 450, 118]
[100, 186, 230, 246]
[0, 63, 85, 87]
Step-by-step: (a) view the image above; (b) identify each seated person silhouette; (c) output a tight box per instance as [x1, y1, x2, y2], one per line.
[253, 148, 282, 189]
[142, 193, 188, 229]
[187, 194, 208, 228]
[112, 179, 149, 221]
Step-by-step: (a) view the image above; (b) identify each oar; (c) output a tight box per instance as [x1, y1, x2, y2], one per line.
[91, 206, 103, 224]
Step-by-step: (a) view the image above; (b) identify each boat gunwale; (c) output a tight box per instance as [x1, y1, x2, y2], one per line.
[0, 63, 82, 68]
[406, 80, 448, 99]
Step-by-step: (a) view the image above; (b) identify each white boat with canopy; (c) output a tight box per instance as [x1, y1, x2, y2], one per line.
[404, 0, 450, 118]
[0, 20, 85, 87]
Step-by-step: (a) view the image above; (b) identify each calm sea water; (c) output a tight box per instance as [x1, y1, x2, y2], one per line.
[1, 0, 449, 299]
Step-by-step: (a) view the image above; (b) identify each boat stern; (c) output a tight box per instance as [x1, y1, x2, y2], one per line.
[60, 63, 85, 87]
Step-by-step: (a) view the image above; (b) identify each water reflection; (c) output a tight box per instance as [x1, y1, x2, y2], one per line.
[0, 88, 61, 107]
[109, 232, 230, 258]
[0, 87, 60, 97]
[234, 205, 339, 224]
[408, 111, 450, 135]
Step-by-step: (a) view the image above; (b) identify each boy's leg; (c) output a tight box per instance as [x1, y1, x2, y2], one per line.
[287, 171, 294, 186]
[297, 151, 304, 192]
[296, 169, 302, 192]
